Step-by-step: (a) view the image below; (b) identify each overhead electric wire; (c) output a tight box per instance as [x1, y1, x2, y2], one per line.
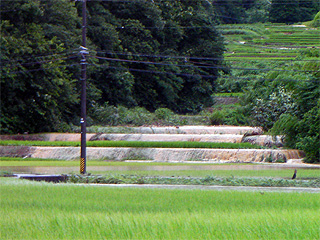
[90, 55, 320, 73]
[2, 55, 78, 70]
[91, 55, 223, 70]
[2, 0, 318, 80]
[2, 50, 318, 76]
[95, 50, 320, 62]
[90, 63, 320, 83]
[90, 63, 218, 79]
[68, 0, 317, 3]
[96, 51, 225, 61]
[1, 64, 79, 76]
[1, 51, 78, 65]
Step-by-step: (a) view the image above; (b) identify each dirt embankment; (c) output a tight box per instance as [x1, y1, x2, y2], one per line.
[214, 97, 240, 105]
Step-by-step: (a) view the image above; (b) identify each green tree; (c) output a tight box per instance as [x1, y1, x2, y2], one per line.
[311, 11, 320, 27]
[269, 0, 319, 23]
[213, 0, 247, 23]
[298, 0, 320, 22]
[269, 0, 300, 23]
[1, 0, 80, 133]
[246, 0, 271, 23]
[86, 0, 225, 113]
[271, 101, 320, 163]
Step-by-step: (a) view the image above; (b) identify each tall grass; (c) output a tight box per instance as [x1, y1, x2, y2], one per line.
[1, 178, 319, 239]
[0, 140, 265, 149]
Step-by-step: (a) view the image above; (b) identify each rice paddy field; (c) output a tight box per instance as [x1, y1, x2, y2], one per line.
[1, 139, 319, 239]
[1, 177, 319, 239]
[218, 23, 320, 61]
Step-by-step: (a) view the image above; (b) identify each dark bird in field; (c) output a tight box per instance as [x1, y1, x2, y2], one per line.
[292, 169, 297, 179]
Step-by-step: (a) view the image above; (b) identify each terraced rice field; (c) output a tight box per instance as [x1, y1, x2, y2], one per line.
[219, 23, 320, 61]
[0, 126, 305, 163]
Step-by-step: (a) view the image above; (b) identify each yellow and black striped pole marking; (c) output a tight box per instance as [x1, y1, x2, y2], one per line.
[80, 157, 86, 174]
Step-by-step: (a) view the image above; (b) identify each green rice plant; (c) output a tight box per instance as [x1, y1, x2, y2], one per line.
[220, 29, 261, 36]
[215, 92, 243, 97]
[0, 140, 266, 149]
[1, 178, 319, 239]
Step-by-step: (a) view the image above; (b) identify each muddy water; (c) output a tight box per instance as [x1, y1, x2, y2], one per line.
[2, 164, 319, 175]
[94, 134, 244, 143]
[114, 126, 263, 135]
[0, 146, 305, 163]
[0, 126, 262, 141]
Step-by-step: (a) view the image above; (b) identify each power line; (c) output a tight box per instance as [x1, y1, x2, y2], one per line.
[1, 0, 316, 1]
[90, 55, 320, 73]
[90, 63, 320, 83]
[95, 50, 320, 62]
[1, 51, 77, 64]
[3, 54, 317, 76]
[1, 64, 78, 76]
[90, 63, 218, 79]
[1, 55, 78, 69]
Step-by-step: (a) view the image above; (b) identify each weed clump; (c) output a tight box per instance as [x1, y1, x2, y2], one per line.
[65, 174, 320, 188]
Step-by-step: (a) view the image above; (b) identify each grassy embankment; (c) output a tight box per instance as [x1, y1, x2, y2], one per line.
[1, 178, 319, 239]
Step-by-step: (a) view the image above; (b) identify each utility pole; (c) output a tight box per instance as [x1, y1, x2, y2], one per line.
[80, 0, 88, 174]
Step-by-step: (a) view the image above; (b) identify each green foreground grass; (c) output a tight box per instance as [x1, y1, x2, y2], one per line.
[1, 178, 319, 240]
[0, 140, 265, 149]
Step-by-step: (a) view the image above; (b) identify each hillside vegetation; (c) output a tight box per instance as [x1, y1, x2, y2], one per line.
[215, 23, 319, 163]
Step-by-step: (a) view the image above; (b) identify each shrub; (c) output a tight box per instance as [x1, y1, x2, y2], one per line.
[123, 107, 153, 126]
[91, 104, 154, 126]
[154, 108, 174, 121]
[271, 101, 320, 163]
[252, 86, 297, 131]
[265, 155, 273, 163]
[296, 102, 320, 163]
[209, 111, 225, 125]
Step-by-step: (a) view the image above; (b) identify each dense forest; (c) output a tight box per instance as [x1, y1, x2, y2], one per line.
[1, 0, 227, 132]
[1, 0, 319, 161]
